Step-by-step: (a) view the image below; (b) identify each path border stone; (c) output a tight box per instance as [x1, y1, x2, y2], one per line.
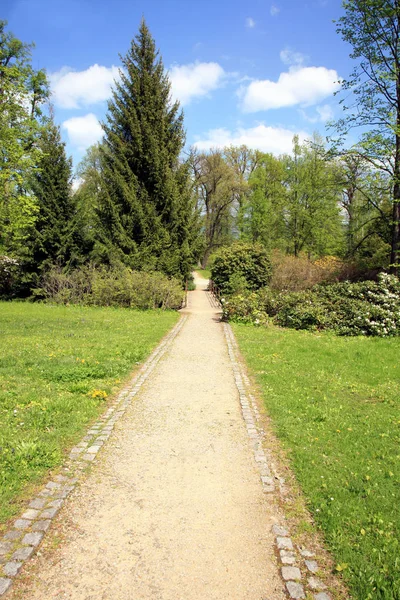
[0, 315, 188, 597]
[221, 318, 332, 600]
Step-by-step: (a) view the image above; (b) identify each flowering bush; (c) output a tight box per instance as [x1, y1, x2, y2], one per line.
[223, 273, 400, 337]
[221, 293, 269, 326]
[0, 255, 20, 298]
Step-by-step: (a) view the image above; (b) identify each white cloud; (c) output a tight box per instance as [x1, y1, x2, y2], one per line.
[62, 113, 103, 151]
[72, 177, 83, 192]
[246, 17, 256, 28]
[239, 64, 340, 112]
[50, 64, 120, 109]
[194, 124, 309, 155]
[270, 4, 280, 16]
[316, 104, 334, 121]
[280, 48, 307, 66]
[301, 103, 334, 123]
[169, 61, 226, 106]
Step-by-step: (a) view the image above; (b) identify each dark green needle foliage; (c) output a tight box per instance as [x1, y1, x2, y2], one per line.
[97, 20, 195, 279]
[28, 118, 83, 281]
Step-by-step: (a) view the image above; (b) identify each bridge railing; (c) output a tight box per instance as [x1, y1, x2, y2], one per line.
[208, 279, 221, 304]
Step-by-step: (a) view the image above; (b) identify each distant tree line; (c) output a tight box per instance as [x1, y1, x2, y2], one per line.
[189, 137, 393, 271]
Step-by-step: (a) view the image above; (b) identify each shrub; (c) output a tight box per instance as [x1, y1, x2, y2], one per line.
[223, 273, 400, 337]
[211, 243, 272, 294]
[270, 251, 352, 291]
[38, 266, 93, 304]
[0, 255, 20, 298]
[38, 265, 184, 310]
[273, 291, 328, 331]
[315, 273, 400, 336]
[221, 292, 269, 326]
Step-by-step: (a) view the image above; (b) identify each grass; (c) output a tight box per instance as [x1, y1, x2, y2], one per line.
[232, 323, 400, 600]
[195, 268, 211, 280]
[0, 302, 179, 528]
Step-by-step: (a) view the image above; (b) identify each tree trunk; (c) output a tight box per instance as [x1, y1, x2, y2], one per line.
[390, 178, 400, 275]
[390, 72, 400, 275]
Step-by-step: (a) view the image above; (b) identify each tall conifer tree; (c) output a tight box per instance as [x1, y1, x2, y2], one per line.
[29, 118, 82, 275]
[97, 20, 195, 278]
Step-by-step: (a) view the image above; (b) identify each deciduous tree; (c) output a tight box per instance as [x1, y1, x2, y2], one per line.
[191, 148, 242, 266]
[334, 0, 400, 272]
[0, 20, 49, 260]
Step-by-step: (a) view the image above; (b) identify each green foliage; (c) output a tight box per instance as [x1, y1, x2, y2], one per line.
[194, 137, 347, 264]
[222, 145, 261, 241]
[282, 135, 344, 257]
[28, 119, 82, 276]
[272, 291, 329, 331]
[245, 152, 287, 249]
[234, 324, 400, 599]
[314, 275, 400, 336]
[74, 143, 103, 241]
[190, 148, 241, 266]
[0, 302, 178, 525]
[0, 255, 20, 298]
[338, 153, 392, 264]
[98, 20, 196, 279]
[223, 273, 400, 337]
[211, 242, 272, 294]
[221, 292, 270, 325]
[0, 21, 49, 261]
[38, 265, 184, 309]
[334, 0, 400, 272]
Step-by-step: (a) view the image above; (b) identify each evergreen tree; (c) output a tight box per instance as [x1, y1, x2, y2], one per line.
[97, 20, 195, 279]
[29, 117, 82, 276]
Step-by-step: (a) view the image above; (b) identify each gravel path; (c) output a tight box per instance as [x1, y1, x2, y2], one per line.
[8, 275, 286, 600]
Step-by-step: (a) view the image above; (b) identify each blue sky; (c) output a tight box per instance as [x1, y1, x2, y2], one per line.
[4, 0, 353, 169]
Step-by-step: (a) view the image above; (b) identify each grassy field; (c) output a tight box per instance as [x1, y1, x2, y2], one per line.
[0, 302, 179, 528]
[195, 268, 211, 280]
[233, 324, 400, 600]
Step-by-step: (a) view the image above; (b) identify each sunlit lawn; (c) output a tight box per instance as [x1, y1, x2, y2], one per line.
[0, 302, 178, 527]
[233, 323, 400, 600]
[195, 268, 211, 280]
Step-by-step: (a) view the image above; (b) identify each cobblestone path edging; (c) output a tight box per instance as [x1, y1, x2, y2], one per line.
[223, 321, 332, 600]
[0, 316, 188, 597]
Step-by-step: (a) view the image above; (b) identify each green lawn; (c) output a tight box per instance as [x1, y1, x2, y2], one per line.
[233, 324, 400, 600]
[195, 268, 211, 280]
[0, 302, 179, 527]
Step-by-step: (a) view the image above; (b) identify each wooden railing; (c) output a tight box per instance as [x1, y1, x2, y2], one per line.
[208, 279, 221, 304]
